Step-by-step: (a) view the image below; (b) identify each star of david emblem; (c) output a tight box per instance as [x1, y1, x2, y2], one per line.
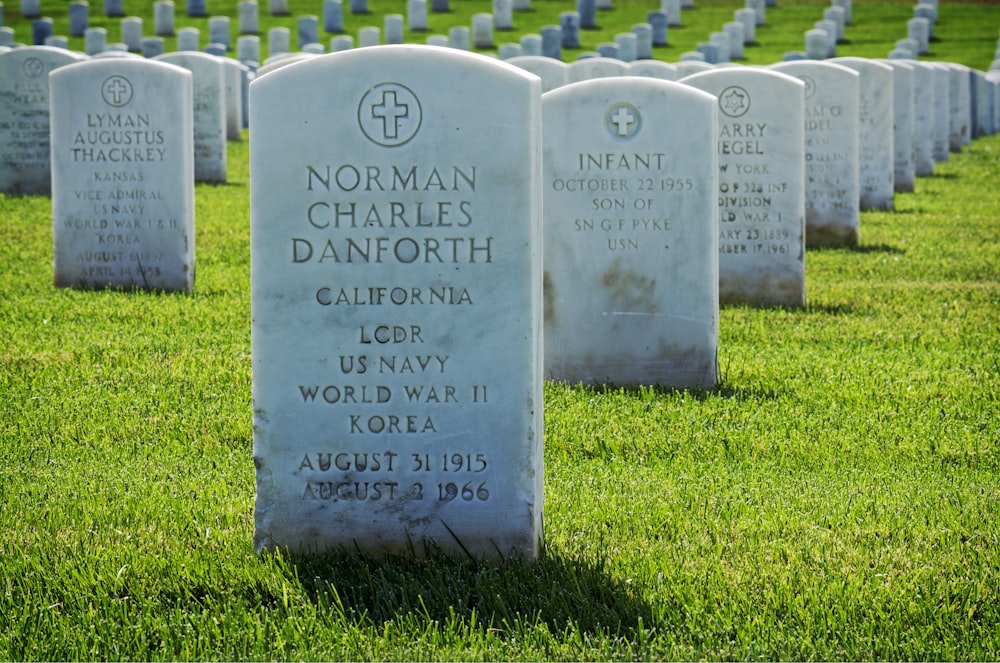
[22, 57, 45, 79]
[719, 85, 750, 118]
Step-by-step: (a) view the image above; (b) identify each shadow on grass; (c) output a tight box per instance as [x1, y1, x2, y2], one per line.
[558, 380, 780, 402]
[808, 242, 905, 255]
[279, 545, 656, 640]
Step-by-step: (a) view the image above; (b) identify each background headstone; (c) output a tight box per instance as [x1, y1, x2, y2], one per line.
[830, 57, 895, 210]
[50, 58, 195, 291]
[154, 1, 175, 36]
[883, 59, 915, 193]
[239, 1, 259, 34]
[250, 45, 543, 560]
[543, 77, 718, 387]
[682, 67, 807, 306]
[153, 51, 227, 183]
[772, 60, 860, 247]
[508, 54, 568, 91]
[0, 46, 87, 194]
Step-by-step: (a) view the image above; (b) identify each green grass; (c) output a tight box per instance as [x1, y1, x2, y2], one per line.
[2, 1, 1000, 660]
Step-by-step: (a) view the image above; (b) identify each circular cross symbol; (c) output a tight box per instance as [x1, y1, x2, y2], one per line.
[719, 85, 750, 118]
[799, 75, 816, 100]
[22, 57, 45, 79]
[358, 83, 422, 147]
[102, 76, 133, 107]
[605, 102, 641, 141]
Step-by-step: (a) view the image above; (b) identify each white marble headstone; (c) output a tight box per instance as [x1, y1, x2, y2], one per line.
[50, 58, 195, 291]
[153, 51, 227, 183]
[682, 67, 806, 306]
[507, 55, 568, 92]
[543, 77, 718, 387]
[0, 46, 88, 195]
[772, 60, 859, 248]
[250, 45, 543, 559]
[883, 59, 915, 193]
[566, 57, 628, 83]
[830, 57, 894, 211]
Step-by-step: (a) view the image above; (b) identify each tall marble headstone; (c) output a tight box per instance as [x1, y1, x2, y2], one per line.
[50, 58, 194, 291]
[0, 46, 88, 194]
[508, 55, 568, 92]
[771, 60, 859, 248]
[682, 67, 806, 306]
[830, 57, 894, 211]
[908, 61, 935, 176]
[883, 59, 915, 193]
[543, 77, 718, 387]
[153, 51, 226, 183]
[250, 45, 543, 559]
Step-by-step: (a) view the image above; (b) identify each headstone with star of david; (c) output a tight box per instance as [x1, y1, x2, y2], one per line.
[681, 67, 807, 306]
[153, 51, 226, 183]
[0, 46, 88, 195]
[249, 44, 543, 560]
[771, 60, 860, 248]
[829, 57, 895, 211]
[49, 57, 195, 291]
[542, 77, 719, 387]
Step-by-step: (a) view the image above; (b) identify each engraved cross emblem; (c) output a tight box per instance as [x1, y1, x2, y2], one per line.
[371, 90, 409, 141]
[610, 106, 635, 137]
[101, 76, 133, 107]
[105, 78, 129, 104]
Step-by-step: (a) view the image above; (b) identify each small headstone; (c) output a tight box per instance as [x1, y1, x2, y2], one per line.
[431, 0, 448, 12]
[824, 6, 845, 43]
[121, 16, 142, 52]
[142, 36, 164, 58]
[268, 0, 288, 15]
[472, 13, 492, 49]
[407, 0, 427, 32]
[540, 25, 561, 59]
[21, 0, 40, 18]
[724, 22, 744, 59]
[104, 0, 123, 18]
[45, 36, 69, 49]
[543, 77, 718, 386]
[424, 34, 447, 47]
[238, 35, 260, 63]
[50, 58, 195, 292]
[559, 12, 580, 49]
[298, 15, 319, 49]
[383, 14, 403, 44]
[350, 0, 368, 14]
[971, 69, 992, 138]
[155, 1, 175, 36]
[493, 0, 513, 31]
[153, 51, 227, 183]
[520, 34, 541, 56]
[221, 57, 243, 140]
[508, 54, 567, 91]
[0, 46, 87, 194]
[207, 17, 229, 51]
[187, 0, 206, 17]
[914, 3, 935, 38]
[735, 8, 756, 44]
[908, 18, 929, 55]
[239, 1, 259, 34]
[578, 0, 596, 29]
[696, 43, 719, 65]
[31, 17, 52, 45]
[647, 11, 668, 46]
[449, 26, 469, 50]
[567, 56, 627, 82]
[746, 0, 765, 26]
[614, 32, 636, 62]
[814, 20, 837, 58]
[268, 26, 290, 55]
[675, 58, 712, 78]
[514, 0, 530, 9]
[324, 0, 343, 33]
[682, 67, 806, 306]
[204, 44, 227, 57]
[805, 29, 827, 60]
[177, 26, 199, 51]
[498, 43, 521, 59]
[250, 45, 543, 559]
[302, 42, 325, 54]
[883, 60, 915, 193]
[84, 26, 107, 54]
[771, 60, 859, 247]
[663, 0, 681, 27]
[596, 42, 620, 60]
[0, 28, 13, 47]
[331, 35, 353, 51]
[629, 59, 677, 80]
[709, 31, 730, 63]
[830, 57, 895, 210]
[358, 26, 380, 47]
[632, 23, 652, 60]
[832, 0, 851, 25]
[69, 1, 89, 37]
